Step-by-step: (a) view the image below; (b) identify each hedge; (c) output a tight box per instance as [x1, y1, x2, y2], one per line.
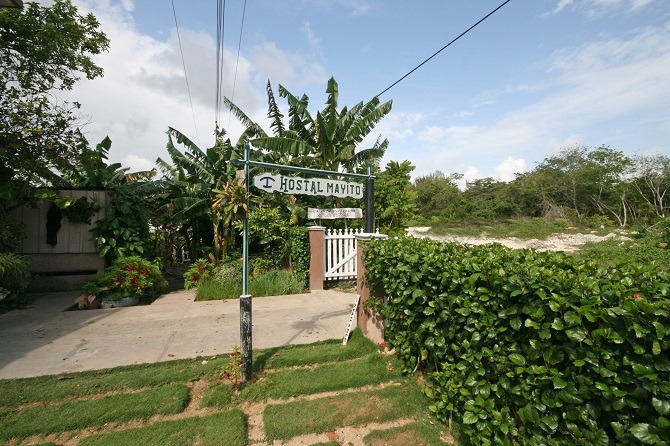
[363, 236, 670, 445]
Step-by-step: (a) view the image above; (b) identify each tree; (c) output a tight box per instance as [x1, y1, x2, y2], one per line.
[374, 161, 417, 234]
[631, 153, 670, 220]
[227, 77, 392, 173]
[464, 177, 517, 221]
[0, 0, 109, 181]
[413, 171, 464, 222]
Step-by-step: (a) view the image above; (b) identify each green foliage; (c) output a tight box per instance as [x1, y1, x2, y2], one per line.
[430, 217, 572, 240]
[364, 236, 670, 445]
[0, 0, 108, 183]
[0, 217, 25, 252]
[60, 196, 95, 224]
[287, 226, 310, 286]
[0, 252, 29, 295]
[412, 171, 464, 223]
[91, 188, 150, 261]
[578, 233, 670, 268]
[194, 269, 304, 301]
[374, 160, 417, 235]
[94, 256, 167, 300]
[239, 206, 292, 263]
[183, 258, 215, 290]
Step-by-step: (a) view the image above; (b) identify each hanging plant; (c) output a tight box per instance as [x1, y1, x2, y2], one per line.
[61, 197, 96, 224]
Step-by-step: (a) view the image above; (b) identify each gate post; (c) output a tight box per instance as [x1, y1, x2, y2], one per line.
[308, 226, 326, 291]
[355, 232, 388, 344]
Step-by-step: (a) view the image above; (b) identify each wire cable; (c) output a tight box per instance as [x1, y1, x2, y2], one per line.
[228, 0, 248, 130]
[377, 0, 513, 97]
[171, 0, 200, 145]
[215, 0, 227, 126]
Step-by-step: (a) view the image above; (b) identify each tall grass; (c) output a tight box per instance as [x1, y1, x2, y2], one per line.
[195, 269, 304, 301]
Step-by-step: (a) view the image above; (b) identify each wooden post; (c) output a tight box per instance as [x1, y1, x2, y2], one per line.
[308, 226, 326, 291]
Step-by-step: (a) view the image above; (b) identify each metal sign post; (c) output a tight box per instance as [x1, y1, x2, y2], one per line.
[240, 144, 252, 382]
[234, 145, 376, 382]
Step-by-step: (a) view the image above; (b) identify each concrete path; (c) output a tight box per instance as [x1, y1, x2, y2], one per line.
[0, 289, 357, 379]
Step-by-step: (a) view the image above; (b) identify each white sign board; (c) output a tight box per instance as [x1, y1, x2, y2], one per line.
[308, 208, 363, 219]
[253, 173, 363, 199]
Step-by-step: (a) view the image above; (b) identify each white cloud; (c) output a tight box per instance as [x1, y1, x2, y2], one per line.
[303, 21, 322, 53]
[56, 0, 330, 170]
[548, 0, 659, 15]
[494, 157, 527, 181]
[251, 42, 326, 88]
[455, 111, 475, 118]
[122, 154, 155, 172]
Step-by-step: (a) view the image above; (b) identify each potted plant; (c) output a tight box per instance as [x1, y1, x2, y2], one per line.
[80, 256, 167, 308]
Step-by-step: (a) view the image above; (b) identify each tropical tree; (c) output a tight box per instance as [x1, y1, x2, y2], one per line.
[156, 127, 269, 262]
[226, 77, 393, 173]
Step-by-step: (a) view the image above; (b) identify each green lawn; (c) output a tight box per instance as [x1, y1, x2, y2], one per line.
[0, 330, 454, 445]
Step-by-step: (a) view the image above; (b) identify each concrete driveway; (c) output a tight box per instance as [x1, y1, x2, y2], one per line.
[0, 289, 357, 379]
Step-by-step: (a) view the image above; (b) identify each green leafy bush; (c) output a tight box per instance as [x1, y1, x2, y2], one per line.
[0, 252, 29, 295]
[364, 236, 670, 445]
[183, 258, 215, 290]
[94, 256, 167, 300]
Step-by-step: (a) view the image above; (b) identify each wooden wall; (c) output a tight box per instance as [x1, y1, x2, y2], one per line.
[10, 190, 111, 291]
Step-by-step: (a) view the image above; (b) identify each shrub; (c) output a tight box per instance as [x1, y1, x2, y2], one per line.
[364, 236, 670, 445]
[183, 258, 215, 290]
[0, 252, 29, 295]
[95, 256, 167, 300]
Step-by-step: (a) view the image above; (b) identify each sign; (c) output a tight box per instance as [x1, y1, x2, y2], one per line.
[253, 173, 363, 199]
[343, 294, 361, 345]
[308, 207, 362, 220]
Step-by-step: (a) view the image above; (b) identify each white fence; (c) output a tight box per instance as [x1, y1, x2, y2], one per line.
[324, 228, 380, 280]
[324, 228, 360, 280]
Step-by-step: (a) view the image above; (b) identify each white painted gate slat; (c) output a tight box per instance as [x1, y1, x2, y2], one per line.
[324, 228, 359, 280]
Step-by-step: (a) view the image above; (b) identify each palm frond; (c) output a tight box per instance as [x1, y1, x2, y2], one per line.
[344, 99, 392, 144]
[266, 81, 285, 137]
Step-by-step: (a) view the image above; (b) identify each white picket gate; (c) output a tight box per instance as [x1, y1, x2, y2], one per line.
[324, 228, 360, 280]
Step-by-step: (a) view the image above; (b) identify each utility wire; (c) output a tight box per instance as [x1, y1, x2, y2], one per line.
[171, 0, 200, 145]
[228, 0, 248, 130]
[377, 0, 513, 97]
[215, 0, 227, 126]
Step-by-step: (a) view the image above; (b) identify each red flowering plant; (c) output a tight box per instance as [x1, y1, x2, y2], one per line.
[96, 256, 168, 301]
[183, 258, 215, 290]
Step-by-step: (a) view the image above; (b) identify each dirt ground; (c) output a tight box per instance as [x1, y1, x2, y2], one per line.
[405, 227, 630, 253]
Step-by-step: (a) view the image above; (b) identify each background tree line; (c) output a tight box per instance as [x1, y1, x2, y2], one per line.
[413, 145, 670, 228]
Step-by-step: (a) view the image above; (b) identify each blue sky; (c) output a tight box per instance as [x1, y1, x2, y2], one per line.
[59, 0, 670, 184]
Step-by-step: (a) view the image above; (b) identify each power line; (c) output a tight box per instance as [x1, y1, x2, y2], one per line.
[171, 0, 200, 145]
[215, 0, 227, 126]
[377, 0, 514, 98]
[228, 0, 248, 130]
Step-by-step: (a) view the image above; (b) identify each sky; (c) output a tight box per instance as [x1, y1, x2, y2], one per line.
[51, 0, 670, 185]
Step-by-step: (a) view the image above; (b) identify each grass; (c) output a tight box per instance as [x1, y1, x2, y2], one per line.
[0, 356, 229, 407]
[0, 384, 189, 441]
[0, 329, 453, 445]
[195, 269, 304, 301]
[427, 217, 603, 240]
[577, 233, 670, 267]
[79, 410, 247, 446]
[263, 384, 429, 441]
